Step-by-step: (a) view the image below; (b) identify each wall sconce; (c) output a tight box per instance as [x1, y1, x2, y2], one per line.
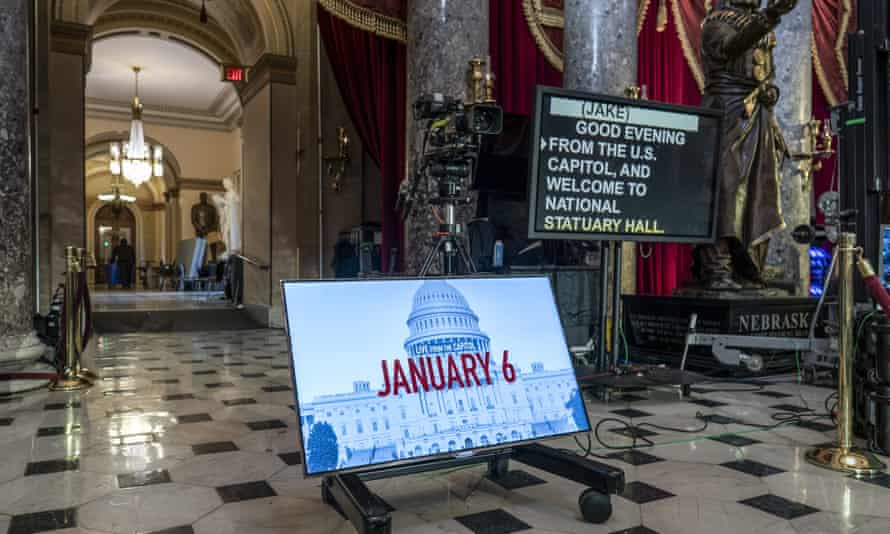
[324, 127, 351, 193]
[792, 119, 834, 189]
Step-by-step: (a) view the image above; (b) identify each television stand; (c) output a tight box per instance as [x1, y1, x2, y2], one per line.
[321, 442, 626, 534]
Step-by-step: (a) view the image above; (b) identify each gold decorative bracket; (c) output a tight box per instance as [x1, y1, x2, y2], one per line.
[791, 119, 834, 189]
[324, 127, 351, 193]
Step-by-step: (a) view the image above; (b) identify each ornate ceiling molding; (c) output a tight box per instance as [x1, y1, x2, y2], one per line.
[85, 130, 182, 192]
[319, 0, 407, 43]
[86, 96, 241, 132]
[61, 1, 296, 63]
[253, 0, 296, 57]
[53, 0, 89, 23]
[178, 178, 226, 192]
[92, 6, 240, 64]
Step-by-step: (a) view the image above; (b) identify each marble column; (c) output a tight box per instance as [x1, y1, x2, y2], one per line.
[563, 0, 637, 95]
[405, 0, 489, 273]
[767, 0, 813, 295]
[562, 0, 639, 305]
[0, 0, 44, 371]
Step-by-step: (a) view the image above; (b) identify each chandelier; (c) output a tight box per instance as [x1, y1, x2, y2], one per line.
[98, 176, 136, 217]
[109, 67, 163, 187]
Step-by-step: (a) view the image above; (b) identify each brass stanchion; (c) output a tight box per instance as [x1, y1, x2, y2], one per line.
[806, 232, 885, 477]
[49, 246, 93, 391]
[76, 247, 98, 381]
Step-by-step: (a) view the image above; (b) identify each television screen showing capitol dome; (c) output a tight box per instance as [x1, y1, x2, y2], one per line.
[282, 276, 590, 476]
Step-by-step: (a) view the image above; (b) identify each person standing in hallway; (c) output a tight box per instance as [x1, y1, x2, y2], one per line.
[112, 238, 136, 289]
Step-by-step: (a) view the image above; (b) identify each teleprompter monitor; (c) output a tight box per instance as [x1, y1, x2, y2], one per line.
[527, 86, 722, 242]
[282, 275, 591, 477]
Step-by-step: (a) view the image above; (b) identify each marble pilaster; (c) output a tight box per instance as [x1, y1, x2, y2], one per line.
[41, 21, 91, 313]
[0, 0, 43, 367]
[169, 188, 182, 261]
[405, 0, 489, 274]
[240, 54, 299, 328]
[766, 0, 813, 295]
[563, 0, 638, 95]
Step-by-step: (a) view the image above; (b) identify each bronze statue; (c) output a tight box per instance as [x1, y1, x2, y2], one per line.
[692, 0, 798, 291]
[191, 192, 219, 238]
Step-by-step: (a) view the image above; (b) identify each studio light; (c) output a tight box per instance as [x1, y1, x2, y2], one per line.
[109, 67, 163, 187]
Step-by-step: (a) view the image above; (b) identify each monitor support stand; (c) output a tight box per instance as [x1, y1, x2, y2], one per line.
[321, 442, 626, 534]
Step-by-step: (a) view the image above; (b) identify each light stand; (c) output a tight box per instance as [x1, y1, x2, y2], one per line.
[806, 232, 885, 477]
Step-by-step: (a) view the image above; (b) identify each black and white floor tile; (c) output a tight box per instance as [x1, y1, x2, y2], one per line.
[1, 329, 889, 533]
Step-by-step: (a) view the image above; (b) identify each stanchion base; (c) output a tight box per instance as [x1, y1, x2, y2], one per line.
[49, 375, 93, 392]
[78, 369, 99, 381]
[805, 446, 886, 478]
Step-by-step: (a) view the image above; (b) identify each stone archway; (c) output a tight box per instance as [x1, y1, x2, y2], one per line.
[85, 131, 182, 193]
[87, 200, 146, 279]
[54, 0, 295, 62]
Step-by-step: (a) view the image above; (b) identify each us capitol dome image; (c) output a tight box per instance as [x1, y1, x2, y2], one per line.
[298, 280, 583, 472]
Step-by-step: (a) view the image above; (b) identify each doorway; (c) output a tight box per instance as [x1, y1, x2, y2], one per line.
[93, 204, 136, 286]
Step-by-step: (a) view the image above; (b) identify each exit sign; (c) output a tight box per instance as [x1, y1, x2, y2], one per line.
[221, 65, 248, 83]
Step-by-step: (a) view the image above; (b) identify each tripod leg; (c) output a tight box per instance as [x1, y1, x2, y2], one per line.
[419, 238, 444, 277]
[455, 238, 477, 273]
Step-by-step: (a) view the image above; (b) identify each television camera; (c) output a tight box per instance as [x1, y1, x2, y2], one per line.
[398, 90, 503, 275]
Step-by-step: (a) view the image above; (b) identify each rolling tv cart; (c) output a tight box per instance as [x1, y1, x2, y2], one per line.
[321, 442, 625, 534]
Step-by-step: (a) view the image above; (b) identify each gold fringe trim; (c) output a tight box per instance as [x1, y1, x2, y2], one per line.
[670, 0, 706, 93]
[318, 0, 406, 43]
[813, 35, 838, 106]
[638, 0, 653, 36]
[522, 0, 564, 72]
[657, 0, 668, 32]
[836, 0, 851, 92]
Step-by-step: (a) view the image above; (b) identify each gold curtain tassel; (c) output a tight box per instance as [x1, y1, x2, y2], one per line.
[656, 0, 668, 33]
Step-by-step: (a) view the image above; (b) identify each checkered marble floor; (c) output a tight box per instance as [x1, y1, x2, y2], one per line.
[1, 330, 889, 534]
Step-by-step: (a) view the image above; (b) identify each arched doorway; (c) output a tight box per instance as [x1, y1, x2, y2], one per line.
[93, 204, 136, 286]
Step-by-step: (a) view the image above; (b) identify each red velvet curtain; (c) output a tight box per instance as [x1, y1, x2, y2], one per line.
[812, 83, 836, 226]
[489, 0, 562, 115]
[812, 0, 855, 226]
[635, 0, 701, 295]
[317, 10, 407, 272]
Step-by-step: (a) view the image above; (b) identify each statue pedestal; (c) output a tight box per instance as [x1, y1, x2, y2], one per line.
[621, 295, 818, 373]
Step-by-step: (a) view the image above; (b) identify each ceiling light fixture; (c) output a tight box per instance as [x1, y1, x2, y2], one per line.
[98, 176, 137, 218]
[109, 67, 163, 187]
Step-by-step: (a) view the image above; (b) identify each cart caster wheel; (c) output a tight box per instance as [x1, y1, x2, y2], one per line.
[321, 481, 334, 505]
[578, 488, 612, 523]
[321, 480, 345, 517]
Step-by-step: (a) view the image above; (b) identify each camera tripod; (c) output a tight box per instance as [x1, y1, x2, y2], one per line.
[417, 173, 476, 277]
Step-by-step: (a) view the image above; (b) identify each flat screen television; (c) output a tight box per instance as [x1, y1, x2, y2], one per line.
[282, 275, 591, 477]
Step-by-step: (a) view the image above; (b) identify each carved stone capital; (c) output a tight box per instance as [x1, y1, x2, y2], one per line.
[51, 21, 93, 72]
[241, 54, 297, 106]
